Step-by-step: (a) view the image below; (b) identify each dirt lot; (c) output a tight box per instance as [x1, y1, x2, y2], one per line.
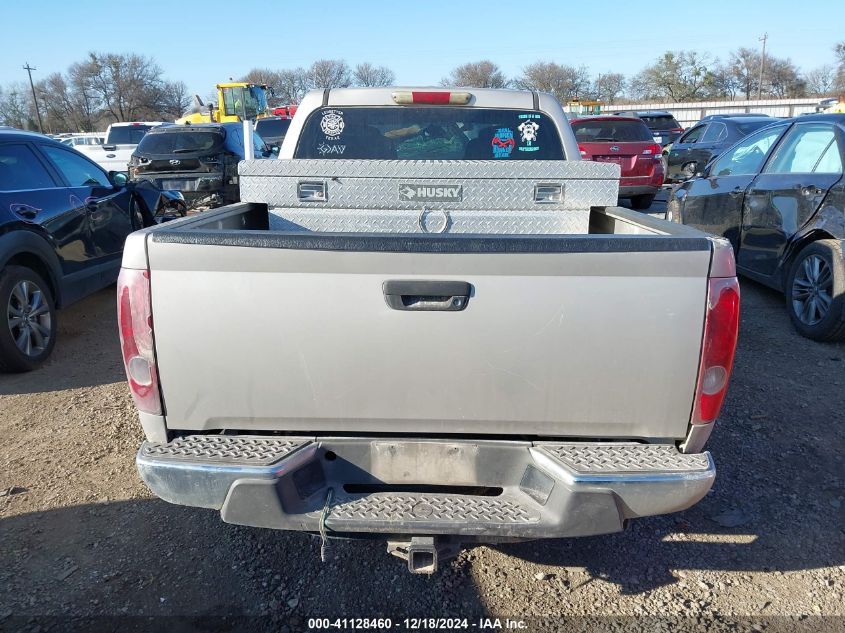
[1, 273, 843, 632]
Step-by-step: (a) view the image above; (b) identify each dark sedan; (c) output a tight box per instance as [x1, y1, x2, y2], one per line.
[0, 130, 183, 371]
[667, 113, 845, 341]
[665, 115, 774, 183]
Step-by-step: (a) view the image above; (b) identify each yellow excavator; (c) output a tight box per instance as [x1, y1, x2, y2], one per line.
[176, 82, 272, 125]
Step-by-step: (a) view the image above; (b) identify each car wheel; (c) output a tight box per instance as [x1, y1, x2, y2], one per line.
[786, 240, 845, 342]
[681, 162, 698, 179]
[0, 266, 57, 372]
[630, 194, 655, 210]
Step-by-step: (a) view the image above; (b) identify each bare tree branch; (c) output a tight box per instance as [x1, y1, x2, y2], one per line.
[353, 63, 395, 87]
[441, 61, 508, 89]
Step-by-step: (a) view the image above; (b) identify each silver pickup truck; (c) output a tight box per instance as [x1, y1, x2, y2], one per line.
[118, 88, 740, 573]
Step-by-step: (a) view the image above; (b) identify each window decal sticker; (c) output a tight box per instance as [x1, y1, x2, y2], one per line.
[320, 110, 345, 138]
[317, 143, 346, 155]
[492, 128, 515, 158]
[517, 113, 541, 152]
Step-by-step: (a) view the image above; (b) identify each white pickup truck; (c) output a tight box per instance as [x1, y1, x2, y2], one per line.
[75, 121, 165, 173]
[119, 88, 740, 573]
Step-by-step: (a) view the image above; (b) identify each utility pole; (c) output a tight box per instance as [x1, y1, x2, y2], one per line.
[757, 33, 768, 101]
[23, 62, 44, 134]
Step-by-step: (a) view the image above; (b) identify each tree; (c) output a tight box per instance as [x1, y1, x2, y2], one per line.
[726, 48, 760, 100]
[353, 63, 395, 87]
[629, 51, 716, 102]
[275, 68, 310, 104]
[592, 72, 626, 104]
[37, 73, 78, 132]
[242, 67, 283, 106]
[78, 52, 173, 122]
[709, 63, 739, 99]
[441, 60, 508, 88]
[0, 84, 29, 129]
[307, 59, 351, 90]
[243, 67, 311, 104]
[805, 65, 836, 97]
[67, 61, 101, 130]
[160, 81, 190, 119]
[2, 52, 197, 132]
[765, 58, 806, 98]
[834, 42, 845, 92]
[514, 62, 590, 102]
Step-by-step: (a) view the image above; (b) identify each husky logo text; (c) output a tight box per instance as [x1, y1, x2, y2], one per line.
[399, 184, 463, 202]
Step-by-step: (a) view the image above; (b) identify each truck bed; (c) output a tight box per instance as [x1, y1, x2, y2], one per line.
[128, 202, 714, 442]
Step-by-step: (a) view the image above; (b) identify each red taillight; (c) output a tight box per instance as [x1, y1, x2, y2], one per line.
[412, 91, 450, 104]
[392, 91, 472, 105]
[692, 276, 740, 425]
[642, 143, 663, 158]
[578, 144, 588, 157]
[671, 127, 684, 134]
[117, 268, 162, 415]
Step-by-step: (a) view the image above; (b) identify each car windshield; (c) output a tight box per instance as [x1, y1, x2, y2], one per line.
[222, 86, 263, 120]
[735, 120, 776, 135]
[107, 125, 154, 144]
[256, 118, 291, 139]
[295, 107, 565, 160]
[639, 115, 680, 131]
[137, 130, 225, 155]
[571, 120, 653, 142]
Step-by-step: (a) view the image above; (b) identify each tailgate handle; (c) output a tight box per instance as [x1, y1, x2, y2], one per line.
[383, 280, 471, 312]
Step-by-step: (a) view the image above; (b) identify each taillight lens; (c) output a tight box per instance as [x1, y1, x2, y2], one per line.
[117, 268, 162, 415]
[642, 143, 663, 158]
[578, 144, 588, 157]
[392, 91, 472, 105]
[692, 277, 740, 425]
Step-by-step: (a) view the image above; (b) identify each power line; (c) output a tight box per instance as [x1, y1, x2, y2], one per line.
[23, 62, 44, 134]
[757, 33, 768, 100]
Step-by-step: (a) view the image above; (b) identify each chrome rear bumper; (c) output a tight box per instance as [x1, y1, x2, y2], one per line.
[137, 436, 714, 539]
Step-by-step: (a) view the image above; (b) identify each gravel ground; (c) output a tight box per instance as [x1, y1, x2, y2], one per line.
[1, 252, 843, 632]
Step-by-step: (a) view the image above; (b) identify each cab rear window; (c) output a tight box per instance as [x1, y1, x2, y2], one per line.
[294, 107, 565, 160]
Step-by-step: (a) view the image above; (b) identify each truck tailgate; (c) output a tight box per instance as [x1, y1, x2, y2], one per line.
[147, 234, 711, 440]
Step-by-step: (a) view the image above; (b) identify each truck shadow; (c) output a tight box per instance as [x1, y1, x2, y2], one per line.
[0, 498, 490, 628]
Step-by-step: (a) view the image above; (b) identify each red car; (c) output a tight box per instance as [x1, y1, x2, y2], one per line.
[570, 116, 665, 210]
[271, 105, 298, 119]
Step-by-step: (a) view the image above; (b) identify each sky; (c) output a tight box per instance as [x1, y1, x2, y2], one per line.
[1, 0, 841, 98]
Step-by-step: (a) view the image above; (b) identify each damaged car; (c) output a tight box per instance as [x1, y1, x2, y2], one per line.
[128, 123, 274, 207]
[0, 129, 184, 371]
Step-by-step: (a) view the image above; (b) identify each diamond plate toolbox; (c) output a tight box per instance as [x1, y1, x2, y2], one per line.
[238, 159, 620, 235]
